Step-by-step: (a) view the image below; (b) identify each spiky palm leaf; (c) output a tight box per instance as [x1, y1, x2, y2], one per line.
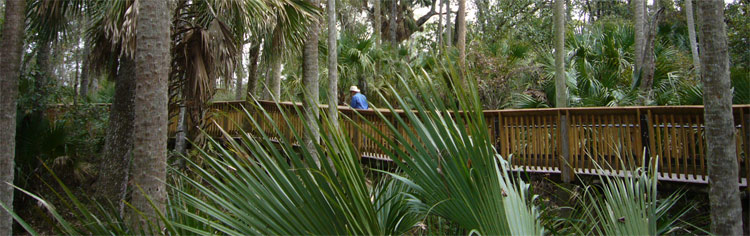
[357, 65, 544, 234]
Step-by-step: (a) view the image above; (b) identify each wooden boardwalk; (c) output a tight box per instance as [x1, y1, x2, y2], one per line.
[49, 101, 750, 185]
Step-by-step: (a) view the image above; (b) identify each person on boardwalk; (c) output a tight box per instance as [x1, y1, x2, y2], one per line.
[349, 86, 368, 109]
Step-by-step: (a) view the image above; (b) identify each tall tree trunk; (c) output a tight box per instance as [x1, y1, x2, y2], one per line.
[328, 0, 339, 128]
[639, 2, 662, 104]
[94, 56, 135, 215]
[79, 42, 91, 98]
[554, 0, 571, 183]
[445, 0, 452, 47]
[0, 0, 26, 233]
[389, 0, 398, 47]
[373, 0, 381, 45]
[246, 43, 261, 100]
[303, 0, 321, 167]
[685, 0, 701, 74]
[475, 0, 487, 33]
[633, 0, 645, 81]
[265, 25, 284, 101]
[129, 0, 170, 226]
[457, 0, 466, 69]
[698, 1, 743, 234]
[437, 0, 443, 48]
[35, 39, 53, 113]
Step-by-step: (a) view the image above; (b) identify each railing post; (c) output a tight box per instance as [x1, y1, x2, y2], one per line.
[639, 109, 651, 162]
[559, 110, 572, 183]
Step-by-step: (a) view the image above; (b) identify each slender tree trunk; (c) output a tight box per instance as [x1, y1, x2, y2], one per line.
[389, 0, 398, 46]
[36, 39, 53, 112]
[174, 105, 187, 157]
[685, 0, 701, 74]
[0, 0, 26, 233]
[266, 25, 284, 101]
[79, 42, 91, 98]
[457, 0, 466, 69]
[373, 0, 381, 45]
[639, 2, 662, 104]
[475, 0, 487, 33]
[554, 0, 571, 183]
[445, 0, 452, 47]
[698, 1, 743, 234]
[246, 43, 261, 100]
[129, 0, 170, 226]
[234, 60, 244, 100]
[437, 0, 443, 48]
[94, 57, 135, 215]
[328, 0, 339, 128]
[303, 0, 321, 167]
[633, 0, 645, 81]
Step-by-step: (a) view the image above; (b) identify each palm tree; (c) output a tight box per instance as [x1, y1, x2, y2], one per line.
[328, 0, 339, 127]
[129, 0, 171, 225]
[697, 0, 743, 234]
[0, 0, 26, 232]
[246, 42, 261, 99]
[553, 0, 570, 182]
[302, 0, 321, 167]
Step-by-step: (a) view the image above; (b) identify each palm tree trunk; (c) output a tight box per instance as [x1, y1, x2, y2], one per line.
[266, 25, 284, 101]
[0, 0, 26, 233]
[698, 1, 743, 234]
[554, 0, 571, 183]
[303, 0, 321, 167]
[328, 0, 339, 128]
[246, 43, 261, 100]
[94, 56, 135, 215]
[633, 0, 645, 81]
[685, 0, 701, 74]
[129, 0, 170, 225]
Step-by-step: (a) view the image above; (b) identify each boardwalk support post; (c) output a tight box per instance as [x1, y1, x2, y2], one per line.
[560, 111, 572, 183]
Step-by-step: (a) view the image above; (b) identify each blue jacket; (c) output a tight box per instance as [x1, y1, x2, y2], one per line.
[350, 93, 368, 109]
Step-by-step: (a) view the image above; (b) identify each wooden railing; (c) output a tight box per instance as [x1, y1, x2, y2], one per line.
[49, 101, 750, 185]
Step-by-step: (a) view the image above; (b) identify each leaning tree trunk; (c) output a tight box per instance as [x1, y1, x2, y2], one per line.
[303, 0, 322, 167]
[698, 1, 743, 234]
[639, 4, 662, 104]
[328, 0, 339, 128]
[265, 25, 284, 101]
[129, 0, 170, 227]
[685, 0, 701, 74]
[246, 43, 261, 100]
[0, 0, 26, 233]
[94, 56, 135, 216]
[633, 0, 645, 81]
[456, 0, 466, 69]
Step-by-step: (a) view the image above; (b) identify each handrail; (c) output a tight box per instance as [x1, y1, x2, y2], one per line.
[47, 101, 750, 185]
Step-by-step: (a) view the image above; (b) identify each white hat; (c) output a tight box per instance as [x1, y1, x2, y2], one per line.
[349, 86, 360, 92]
